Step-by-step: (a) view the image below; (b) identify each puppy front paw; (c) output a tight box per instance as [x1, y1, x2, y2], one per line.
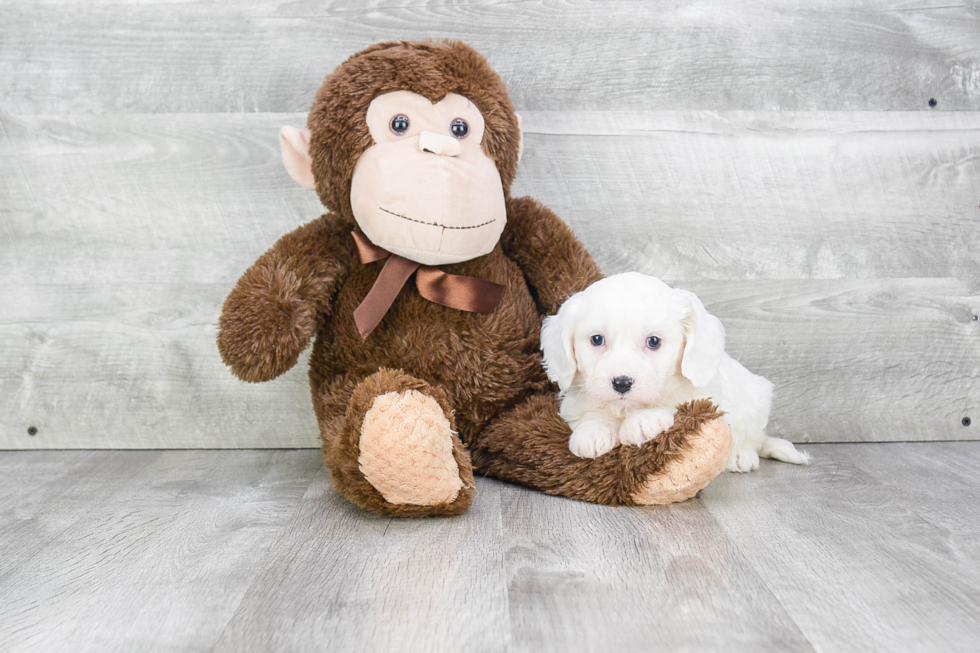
[569, 421, 620, 458]
[726, 446, 760, 473]
[619, 408, 676, 447]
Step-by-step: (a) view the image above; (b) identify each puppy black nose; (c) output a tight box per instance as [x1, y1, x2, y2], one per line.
[611, 376, 633, 394]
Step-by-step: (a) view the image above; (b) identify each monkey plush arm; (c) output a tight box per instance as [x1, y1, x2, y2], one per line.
[501, 196, 604, 314]
[217, 217, 350, 383]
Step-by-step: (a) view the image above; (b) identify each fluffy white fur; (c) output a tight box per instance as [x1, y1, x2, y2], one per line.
[540, 272, 809, 472]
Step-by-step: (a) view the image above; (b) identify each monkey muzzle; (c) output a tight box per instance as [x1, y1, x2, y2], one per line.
[349, 131, 507, 267]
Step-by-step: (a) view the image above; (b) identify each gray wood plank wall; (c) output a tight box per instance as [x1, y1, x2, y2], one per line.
[1, 1, 978, 448]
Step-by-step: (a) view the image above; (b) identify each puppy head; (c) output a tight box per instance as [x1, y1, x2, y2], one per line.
[541, 273, 725, 406]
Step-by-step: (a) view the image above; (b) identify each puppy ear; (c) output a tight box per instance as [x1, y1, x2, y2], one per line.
[540, 293, 582, 392]
[279, 126, 316, 190]
[680, 290, 726, 388]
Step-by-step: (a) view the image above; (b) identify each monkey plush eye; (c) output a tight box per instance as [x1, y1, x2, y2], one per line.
[646, 336, 662, 350]
[389, 114, 410, 135]
[450, 118, 469, 139]
[590, 334, 605, 347]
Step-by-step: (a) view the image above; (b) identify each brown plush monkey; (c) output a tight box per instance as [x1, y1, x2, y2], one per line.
[218, 41, 732, 517]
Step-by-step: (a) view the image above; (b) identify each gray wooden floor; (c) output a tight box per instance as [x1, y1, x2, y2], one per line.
[1, 444, 978, 653]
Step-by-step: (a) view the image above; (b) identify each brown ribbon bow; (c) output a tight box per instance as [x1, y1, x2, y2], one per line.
[351, 231, 505, 340]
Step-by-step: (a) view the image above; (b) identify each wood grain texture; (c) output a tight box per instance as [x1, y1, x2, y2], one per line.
[0, 0, 978, 114]
[0, 450, 321, 653]
[210, 466, 511, 653]
[0, 112, 324, 449]
[1, 111, 978, 448]
[2, 445, 979, 652]
[688, 278, 979, 443]
[0, 451, 158, 584]
[829, 440, 980, 561]
[497, 486, 814, 653]
[519, 111, 980, 281]
[701, 443, 980, 652]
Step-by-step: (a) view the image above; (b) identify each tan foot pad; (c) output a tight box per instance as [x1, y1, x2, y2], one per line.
[358, 390, 463, 506]
[633, 417, 733, 505]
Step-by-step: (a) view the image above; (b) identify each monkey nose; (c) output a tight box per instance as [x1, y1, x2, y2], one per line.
[419, 131, 461, 157]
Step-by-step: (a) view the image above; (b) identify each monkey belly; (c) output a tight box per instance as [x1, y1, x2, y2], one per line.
[308, 247, 549, 442]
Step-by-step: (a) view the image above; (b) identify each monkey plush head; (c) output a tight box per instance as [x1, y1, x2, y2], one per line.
[279, 40, 524, 266]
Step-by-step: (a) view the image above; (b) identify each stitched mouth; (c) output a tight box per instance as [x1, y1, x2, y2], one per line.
[380, 207, 495, 230]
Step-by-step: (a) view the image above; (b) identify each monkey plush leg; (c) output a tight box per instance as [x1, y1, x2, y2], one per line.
[320, 368, 475, 517]
[470, 394, 731, 506]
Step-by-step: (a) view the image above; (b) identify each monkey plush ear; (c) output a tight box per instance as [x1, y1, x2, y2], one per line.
[279, 126, 316, 190]
[515, 113, 524, 165]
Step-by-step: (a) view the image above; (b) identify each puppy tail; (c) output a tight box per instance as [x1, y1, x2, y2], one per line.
[759, 436, 810, 465]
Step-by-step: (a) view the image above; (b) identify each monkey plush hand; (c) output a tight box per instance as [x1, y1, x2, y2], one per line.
[218, 41, 732, 517]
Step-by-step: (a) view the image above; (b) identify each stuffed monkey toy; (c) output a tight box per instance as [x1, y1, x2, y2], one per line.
[217, 41, 732, 517]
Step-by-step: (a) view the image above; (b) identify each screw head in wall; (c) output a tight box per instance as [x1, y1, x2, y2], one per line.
[27, 426, 38, 436]
[964, 417, 973, 427]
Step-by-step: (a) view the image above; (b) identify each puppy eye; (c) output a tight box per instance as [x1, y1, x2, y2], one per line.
[389, 114, 410, 135]
[590, 334, 605, 347]
[646, 336, 661, 350]
[450, 118, 469, 139]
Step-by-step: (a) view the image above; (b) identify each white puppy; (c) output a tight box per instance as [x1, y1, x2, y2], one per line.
[541, 272, 808, 472]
